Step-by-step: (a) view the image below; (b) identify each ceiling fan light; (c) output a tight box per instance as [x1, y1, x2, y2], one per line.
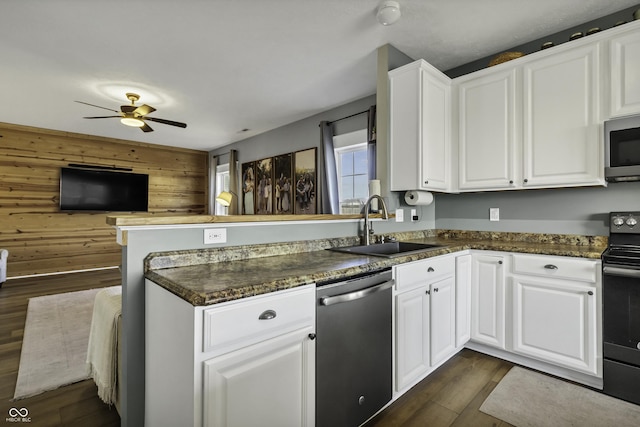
[120, 117, 145, 127]
[377, 1, 401, 26]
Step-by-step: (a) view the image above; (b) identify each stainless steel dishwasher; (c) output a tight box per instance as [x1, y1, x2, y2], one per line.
[316, 268, 393, 427]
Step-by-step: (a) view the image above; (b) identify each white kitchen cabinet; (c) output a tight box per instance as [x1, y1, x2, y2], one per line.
[457, 68, 519, 190]
[455, 37, 604, 192]
[455, 254, 472, 347]
[203, 326, 314, 427]
[394, 255, 456, 391]
[390, 59, 452, 192]
[470, 254, 506, 349]
[510, 253, 600, 376]
[522, 43, 603, 187]
[609, 22, 640, 118]
[145, 281, 315, 427]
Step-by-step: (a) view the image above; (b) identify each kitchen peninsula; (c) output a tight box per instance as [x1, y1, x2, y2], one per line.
[118, 212, 605, 426]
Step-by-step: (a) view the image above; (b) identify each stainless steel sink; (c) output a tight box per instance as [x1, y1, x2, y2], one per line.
[328, 242, 444, 258]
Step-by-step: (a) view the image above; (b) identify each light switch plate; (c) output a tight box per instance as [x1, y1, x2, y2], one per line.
[395, 209, 404, 222]
[490, 208, 500, 222]
[204, 228, 227, 244]
[410, 209, 417, 222]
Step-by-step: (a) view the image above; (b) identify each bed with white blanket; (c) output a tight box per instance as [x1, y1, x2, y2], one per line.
[87, 286, 123, 413]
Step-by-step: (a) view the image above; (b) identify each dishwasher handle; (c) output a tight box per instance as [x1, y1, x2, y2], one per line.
[320, 279, 394, 306]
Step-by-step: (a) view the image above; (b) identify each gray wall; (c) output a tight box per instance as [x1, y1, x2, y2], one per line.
[435, 182, 640, 236]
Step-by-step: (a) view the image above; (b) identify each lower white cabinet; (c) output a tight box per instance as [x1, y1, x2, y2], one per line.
[455, 254, 472, 347]
[203, 326, 315, 427]
[395, 256, 456, 391]
[145, 281, 315, 427]
[470, 254, 506, 349]
[511, 254, 600, 376]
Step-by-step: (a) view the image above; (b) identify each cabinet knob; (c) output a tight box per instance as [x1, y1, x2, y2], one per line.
[424, 180, 429, 185]
[587, 291, 594, 296]
[433, 287, 439, 293]
[258, 309, 277, 320]
[524, 179, 529, 183]
[426, 290, 431, 295]
[544, 264, 558, 270]
[498, 260, 503, 265]
[509, 180, 514, 184]
[308, 333, 317, 340]
[427, 267, 435, 272]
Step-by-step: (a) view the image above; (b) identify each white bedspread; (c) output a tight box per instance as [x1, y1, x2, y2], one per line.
[87, 286, 122, 407]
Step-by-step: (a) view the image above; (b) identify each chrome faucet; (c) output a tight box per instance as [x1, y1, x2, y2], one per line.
[363, 195, 389, 245]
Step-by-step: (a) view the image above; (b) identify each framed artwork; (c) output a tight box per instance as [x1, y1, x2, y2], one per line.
[293, 148, 317, 214]
[255, 158, 274, 215]
[274, 153, 293, 214]
[241, 161, 255, 215]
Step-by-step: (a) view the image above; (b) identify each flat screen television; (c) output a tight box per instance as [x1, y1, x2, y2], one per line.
[59, 167, 149, 212]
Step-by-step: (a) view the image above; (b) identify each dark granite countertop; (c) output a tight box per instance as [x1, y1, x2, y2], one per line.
[144, 230, 606, 306]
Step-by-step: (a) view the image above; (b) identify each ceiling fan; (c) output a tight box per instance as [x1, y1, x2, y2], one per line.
[75, 92, 187, 132]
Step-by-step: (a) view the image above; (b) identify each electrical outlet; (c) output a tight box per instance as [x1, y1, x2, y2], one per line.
[490, 208, 500, 222]
[411, 209, 417, 222]
[395, 209, 404, 222]
[204, 228, 227, 244]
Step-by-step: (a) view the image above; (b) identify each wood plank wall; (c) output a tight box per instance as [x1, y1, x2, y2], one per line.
[0, 122, 208, 278]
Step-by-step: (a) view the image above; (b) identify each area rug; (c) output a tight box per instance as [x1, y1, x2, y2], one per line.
[13, 286, 120, 400]
[480, 366, 640, 427]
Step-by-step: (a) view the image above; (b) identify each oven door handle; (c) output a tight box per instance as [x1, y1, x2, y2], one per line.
[320, 279, 394, 306]
[603, 265, 640, 279]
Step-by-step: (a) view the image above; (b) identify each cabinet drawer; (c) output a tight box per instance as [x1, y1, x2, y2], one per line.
[395, 255, 455, 291]
[511, 254, 597, 283]
[203, 285, 314, 354]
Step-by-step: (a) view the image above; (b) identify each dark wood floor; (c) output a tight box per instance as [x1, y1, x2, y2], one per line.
[1, 269, 514, 427]
[0, 269, 121, 427]
[366, 349, 515, 427]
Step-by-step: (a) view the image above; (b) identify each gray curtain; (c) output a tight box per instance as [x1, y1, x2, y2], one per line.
[320, 121, 339, 214]
[367, 105, 377, 180]
[228, 149, 239, 215]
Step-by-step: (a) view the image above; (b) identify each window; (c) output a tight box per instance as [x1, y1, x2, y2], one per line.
[214, 164, 230, 215]
[334, 133, 369, 214]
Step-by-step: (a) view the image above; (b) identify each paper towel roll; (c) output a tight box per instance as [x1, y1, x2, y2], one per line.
[368, 180, 381, 211]
[404, 190, 434, 206]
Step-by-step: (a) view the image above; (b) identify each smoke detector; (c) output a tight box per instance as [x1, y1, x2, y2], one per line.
[377, 1, 401, 26]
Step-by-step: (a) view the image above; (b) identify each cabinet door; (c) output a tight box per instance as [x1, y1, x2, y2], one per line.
[522, 44, 603, 187]
[430, 276, 456, 366]
[471, 254, 506, 349]
[512, 277, 598, 375]
[455, 254, 472, 347]
[610, 27, 640, 117]
[458, 68, 518, 190]
[420, 68, 451, 191]
[395, 286, 429, 391]
[203, 327, 315, 427]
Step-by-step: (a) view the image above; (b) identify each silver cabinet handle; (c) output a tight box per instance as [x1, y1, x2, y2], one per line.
[427, 267, 435, 272]
[544, 264, 558, 270]
[258, 309, 277, 320]
[320, 279, 394, 306]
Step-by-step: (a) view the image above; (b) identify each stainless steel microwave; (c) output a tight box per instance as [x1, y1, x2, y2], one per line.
[605, 115, 640, 182]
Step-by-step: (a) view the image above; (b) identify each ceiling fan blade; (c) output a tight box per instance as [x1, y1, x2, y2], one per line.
[83, 116, 122, 119]
[121, 105, 136, 114]
[145, 117, 187, 128]
[75, 100, 119, 113]
[133, 104, 156, 116]
[140, 122, 154, 133]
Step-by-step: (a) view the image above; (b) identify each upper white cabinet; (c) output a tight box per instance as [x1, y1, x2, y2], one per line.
[522, 44, 603, 187]
[457, 68, 519, 190]
[609, 22, 640, 118]
[456, 41, 604, 191]
[390, 60, 452, 192]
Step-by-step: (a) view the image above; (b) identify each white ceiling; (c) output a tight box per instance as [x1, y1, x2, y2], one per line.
[2, 0, 638, 152]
